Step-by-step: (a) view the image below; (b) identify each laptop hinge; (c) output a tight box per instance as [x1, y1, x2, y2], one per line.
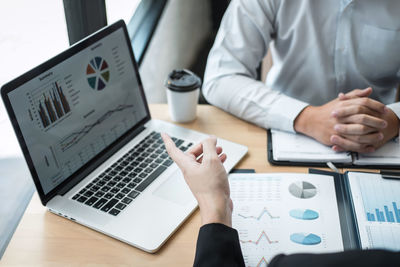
[57, 124, 146, 196]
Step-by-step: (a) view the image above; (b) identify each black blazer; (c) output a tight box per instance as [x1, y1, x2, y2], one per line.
[193, 223, 400, 267]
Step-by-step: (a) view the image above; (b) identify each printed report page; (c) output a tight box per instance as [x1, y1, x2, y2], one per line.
[229, 173, 343, 267]
[348, 172, 400, 250]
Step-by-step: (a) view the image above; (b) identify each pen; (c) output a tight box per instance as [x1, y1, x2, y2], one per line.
[380, 171, 400, 180]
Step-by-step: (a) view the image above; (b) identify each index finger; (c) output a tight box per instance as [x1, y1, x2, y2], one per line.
[352, 97, 387, 114]
[332, 105, 382, 118]
[161, 133, 191, 169]
[339, 87, 372, 100]
[202, 136, 218, 162]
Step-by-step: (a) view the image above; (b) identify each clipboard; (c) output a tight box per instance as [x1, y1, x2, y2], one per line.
[308, 168, 360, 249]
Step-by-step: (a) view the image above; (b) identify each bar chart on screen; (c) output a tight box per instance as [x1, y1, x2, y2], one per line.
[27, 76, 75, 130]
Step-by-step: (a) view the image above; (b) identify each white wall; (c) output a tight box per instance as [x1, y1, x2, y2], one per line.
[139, 0, 211, 103]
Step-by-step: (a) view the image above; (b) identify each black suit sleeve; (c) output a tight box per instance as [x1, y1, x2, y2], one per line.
[269, 250, 400, 267]
[193, 223, 245, 267]
[194, 223, 400, 267]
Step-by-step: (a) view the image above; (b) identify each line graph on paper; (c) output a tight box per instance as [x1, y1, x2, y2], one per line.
[230, 176, 283, 267]
[238, 226, 280, 267]
[238, 207, 280, 221]
[234, 204, 281, 267]
[240, 230, 279, 245]
[256, 257, 268, 267]
[241, 256, 269, 267]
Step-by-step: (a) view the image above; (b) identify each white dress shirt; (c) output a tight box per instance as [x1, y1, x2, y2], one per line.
[203, 0, 400, 133]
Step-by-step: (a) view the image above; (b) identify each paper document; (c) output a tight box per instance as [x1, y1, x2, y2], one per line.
[355, 138, 400, 165]
[348, 172, 400, 250]
[271, 129, 400, 166]
[229, 173, 344, 266]
[271, 130, 352, 163]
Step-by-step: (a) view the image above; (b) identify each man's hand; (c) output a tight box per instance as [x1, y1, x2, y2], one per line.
[294, 98, 344, 146]
[161, 133, 233, 227]
[294, 88, 388, 153]
[331, 88, 399, 152]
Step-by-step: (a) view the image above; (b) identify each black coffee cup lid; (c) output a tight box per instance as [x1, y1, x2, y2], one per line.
[165, 69, 202, 92]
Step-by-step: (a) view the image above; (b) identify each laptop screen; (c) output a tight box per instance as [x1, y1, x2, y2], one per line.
[6, 26, 148, 195]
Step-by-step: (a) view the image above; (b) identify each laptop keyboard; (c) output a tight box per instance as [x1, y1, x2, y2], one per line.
[71, 131, 192, 216]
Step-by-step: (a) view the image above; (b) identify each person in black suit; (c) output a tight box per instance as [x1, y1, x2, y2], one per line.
[161, 134, 400, 267]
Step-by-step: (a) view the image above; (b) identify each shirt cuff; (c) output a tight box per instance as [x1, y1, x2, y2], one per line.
[265, 94, 309, 133]
[387, 102, 400, 120]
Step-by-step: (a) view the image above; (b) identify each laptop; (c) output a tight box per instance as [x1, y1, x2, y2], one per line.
[1, 20, 248, 252]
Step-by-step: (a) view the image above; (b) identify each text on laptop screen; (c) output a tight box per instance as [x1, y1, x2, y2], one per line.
[8, 28, 148, 194]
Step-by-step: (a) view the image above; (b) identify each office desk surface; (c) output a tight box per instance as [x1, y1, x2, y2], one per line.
[1, 104, 316, 266]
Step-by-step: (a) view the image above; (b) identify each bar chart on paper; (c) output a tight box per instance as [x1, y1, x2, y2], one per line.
[348, 172, 400, 250]
[358, 175, 400, 224]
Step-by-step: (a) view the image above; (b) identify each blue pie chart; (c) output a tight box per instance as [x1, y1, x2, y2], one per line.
[289, 209, 319, 220]
[290, 233, 321, 245]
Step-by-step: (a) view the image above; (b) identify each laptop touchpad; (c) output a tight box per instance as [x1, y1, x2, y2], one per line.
[153, 170, 193, 206]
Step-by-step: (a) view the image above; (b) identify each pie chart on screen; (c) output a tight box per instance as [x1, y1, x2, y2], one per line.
[86, 56, 110, 90]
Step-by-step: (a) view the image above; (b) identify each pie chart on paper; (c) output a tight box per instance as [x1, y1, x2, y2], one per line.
[86, 56, 110, 91]
[288, 181, 317, 199]
[290, 233, 321, 245]
[289, 209, 319, 220]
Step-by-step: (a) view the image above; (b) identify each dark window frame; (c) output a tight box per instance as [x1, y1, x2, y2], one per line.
[63, 0, 167, 66]
[127, 0, 167, 65]
[63, 0, 108, 45]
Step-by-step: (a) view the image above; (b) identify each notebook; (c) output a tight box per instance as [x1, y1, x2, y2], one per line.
[267, 129, 400, 169]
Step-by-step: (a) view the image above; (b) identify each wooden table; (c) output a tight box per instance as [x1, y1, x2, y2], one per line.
[1, 104, 318, 266]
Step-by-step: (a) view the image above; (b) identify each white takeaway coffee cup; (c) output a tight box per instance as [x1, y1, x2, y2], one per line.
[165, 69, 201, 123]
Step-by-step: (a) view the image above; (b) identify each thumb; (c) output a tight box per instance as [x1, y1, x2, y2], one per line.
[339, 87, 372, 100]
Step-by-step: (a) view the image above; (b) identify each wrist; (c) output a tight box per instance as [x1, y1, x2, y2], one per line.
[294, 105, 315, 135]
[384, 109, 400, 139]
[197, 195, 232, 227]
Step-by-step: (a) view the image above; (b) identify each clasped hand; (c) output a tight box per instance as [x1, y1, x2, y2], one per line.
[295, 87, 399, 153]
